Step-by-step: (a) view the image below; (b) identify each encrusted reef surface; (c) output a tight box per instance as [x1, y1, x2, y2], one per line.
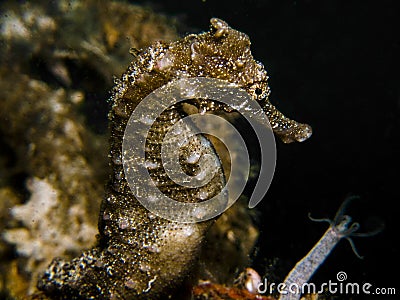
[0, 0, 177, 298]
[0, 1, 311, 299]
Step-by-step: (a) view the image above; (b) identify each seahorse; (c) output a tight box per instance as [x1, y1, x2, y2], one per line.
[36, 18, 311, 299]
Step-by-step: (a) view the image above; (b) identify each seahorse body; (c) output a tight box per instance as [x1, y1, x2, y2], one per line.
[37, 18, 311, 299]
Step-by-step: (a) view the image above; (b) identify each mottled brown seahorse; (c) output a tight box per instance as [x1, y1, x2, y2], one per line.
[36, 18, 311, 299]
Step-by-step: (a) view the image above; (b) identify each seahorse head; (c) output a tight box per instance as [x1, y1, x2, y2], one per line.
[147, 18, 312, 143]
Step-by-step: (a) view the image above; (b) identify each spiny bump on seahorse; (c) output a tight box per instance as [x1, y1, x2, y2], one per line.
[35, 18, 312, 299]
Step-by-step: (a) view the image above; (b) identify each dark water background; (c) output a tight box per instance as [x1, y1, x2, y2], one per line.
[133, 1, 400, 298]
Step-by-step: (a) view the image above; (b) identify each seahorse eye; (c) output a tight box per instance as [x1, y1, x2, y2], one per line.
[247, 82, 269, 100]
